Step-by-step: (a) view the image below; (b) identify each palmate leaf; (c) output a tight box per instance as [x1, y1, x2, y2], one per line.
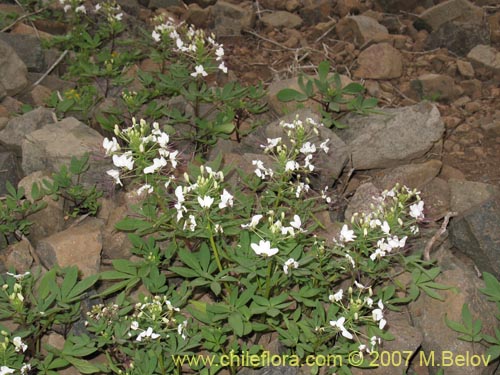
[277, 88, 308, 102]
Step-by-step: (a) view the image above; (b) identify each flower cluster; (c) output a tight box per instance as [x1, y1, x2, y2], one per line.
[0, 333, 30, 375]
[104, 118, 179, 191]
[151, 17, 228, 76]
[334, 185, 424, 266]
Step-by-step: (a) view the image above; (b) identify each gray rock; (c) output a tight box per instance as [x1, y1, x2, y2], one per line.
[0, 151, 22, 195]
[425, 21, 490, 57]
[261, 11, 303, 29]
[449, 179, 500, 215]
[0, 33, 46, 73]
[299, 0, 333, 25]
[336, 102, 444, 170]
[409, 245, 498, 375]
[420, 177, 450, 220]
[344, 182, 381, 221]
[449, 194, 500, 278]
[418, 0, 484, 31]
[21, 117, 112, 189]
[467, 45, 500, 77]
[0, 39, 28, 96]
[0, 107, 56, 154]
[213, 1, 255, 36]
[336, 15, 389, 47]
[0, 238, 34, 273]
[374, 160, 442, 191]
[36, 218, 103, 278]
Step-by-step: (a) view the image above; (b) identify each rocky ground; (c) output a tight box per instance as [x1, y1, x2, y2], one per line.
[1, 0, 500, 374]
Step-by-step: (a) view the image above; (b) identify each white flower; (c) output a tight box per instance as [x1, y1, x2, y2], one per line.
[303, 154, 314, 171]
[0, 366, 15, 375]
[114, 12, 123, 21]
[219, 189, 234, 209]
[218, 61, 228, 73]
[410, 225, 419, 235]
[261, 137, 281, 152]
[372, 300, 387, 329]
[369, 219, 381, 228]
[251, 240, 278, 257]
[370, 335, 381, 348]
[152, 30, 161, 42]
[184, 215, 197, 231]
[20, 364, 31, 375]
[215, 46, 224, 60]
[177, 321, 188, 339]
[130, 321, 139, 330]
[175, 186, 185, 203]
[6, 272, 30, 280]
[191, 65, 208, 78]
[300, 142, 316, 154]
[364, 296, 374, 307]
[136, 327, 160, 341]
[106, 169, 122, 186]
[169, 150, 179, 169]
[319, 139, 330, 153]
[381, 221, 390, 235]
[285, 160, 299, 172]
[387, 235, 407, 249]
[241, 214, 263, 229]
[63, 4, 71, 12]
[75, 4, 86, 13]
[409, 201, 425, 220]
[103, 137, 120, 155]
[144, 157, 167, 174]
[198, 195, 214, 208]
[345, 253, 356, 268]
[113, 152, 134, 170]
[290, 215, 301, 230]
[339, 224, 356, 243]
[156, 132, 170, 148]
[95, 3, 101, 11]
[329, 289, 343, 302]
[354, 280, 366, 289]
[137, 184, 153, 195]
[329, 317, 353, 340]
[370, 248, 386, 261]
[13, 337, 27, 352]
[283, 258, 299, 275]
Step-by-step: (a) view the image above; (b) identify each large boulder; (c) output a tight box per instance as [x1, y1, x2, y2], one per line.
[0, 39, 29, 96]
[21, 117, 112, 188]
[336, 15, 388, 47]
[418, 0, 484, 31]
[0, 33, 46, 73]
[354, 43, 403, 79]
[335, 102, 444, 170]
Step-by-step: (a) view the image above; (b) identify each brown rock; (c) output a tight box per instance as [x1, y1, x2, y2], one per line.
[29, 85, 52, 107]
[11, 23, 52, 40]
[467, 45, 500, 79]
[354, 43, 403, 79]
[261, 11, 303, 29]
[438, 164, 465, 181]
[410, 74, 462, 102]
[374, 160, 443, 191]
[298, 0, 333, 25]
[456, 60, 474, 78]
[0, 238, 34, 273]
[449, 179, 500, 215]
[336, 15, 389, 47]
[344, 182, 381, 221]
[36, 218, 103, 277]
[421, 177, 450, 220]
[335, 0, 363, 17]
[418, 0, 484, 31]
[460, 79, 482, 100]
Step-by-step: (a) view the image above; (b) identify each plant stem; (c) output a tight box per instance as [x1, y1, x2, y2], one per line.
[208, 228, 223, 273]
[264, 260, 273, 299]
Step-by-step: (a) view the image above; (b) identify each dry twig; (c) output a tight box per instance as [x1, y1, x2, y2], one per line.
[423, 211, 457, 261]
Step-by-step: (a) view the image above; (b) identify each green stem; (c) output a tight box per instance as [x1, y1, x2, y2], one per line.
[264, 260, 273, 299]
[208, 229, 223, 273]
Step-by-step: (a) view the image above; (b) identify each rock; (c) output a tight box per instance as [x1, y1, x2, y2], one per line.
[0, 39, 28, 96]
[336, 15, 389, 47]
[344, 182, 381, 222]
[456, 60, 475, 78]
[102, 203, 133, 260]
[439, 165, 465, 181]
[352, 310, 423, 375]
[354, 43, 403, 79]
[36, 218, 103, 277]
[410, 74, 462, 102]
[212, 1, 255, 36]
[460, 79, 482, 100]
[0, 107, 56, 154]
[261, 11, 303, 29]
[374, 160, 442, 191]
[418, 0, 484, 31]
[298, 0, 333, 25]
[336, 102, 445, 170]
[0, 33, 46, 73]
[0, 152, 23, 196]
[449, 179, 500, 216]
[489, 12, 500, 44]
[11, 22, 53, 40]
[420, 177, 450, 220]
[241, 109, 349, 188]
[409, 245, 498, 375]
[185, 3, 212, 29]
[334, 0, 363, 17]
[27, 72, 76, 93]
[425, 21, 490, 57]
[374, 0, 427, 12]
[449, 194, 500, 279]
[21, 117, 112, 188]
[18, 172, 65, 246]
[467, 45, 500, 77]
[0, 238, 34, 273]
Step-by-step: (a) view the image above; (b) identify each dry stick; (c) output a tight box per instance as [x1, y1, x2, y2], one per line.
[423, 211, 458, 261]
[389, 83, 418, 104]
[242, 28, 298, 51]
[12, 0, 41, 39]
[314, 24, 336, 44]
[0, 6, 47, 32]
[31, 49, 69, 88]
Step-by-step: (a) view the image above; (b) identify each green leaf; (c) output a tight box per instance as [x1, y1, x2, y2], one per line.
[115, 217, 152, 232]
[317, 60, 330, 82]
[213, 121, 235, 135]
[229, 313, 244, 337]
[63, 356, 102, 374]
[67, 274, 99, 301]
[486, 345, 500, 362]
[277, 88, 308, 102]
[342, 82, 364, 94]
